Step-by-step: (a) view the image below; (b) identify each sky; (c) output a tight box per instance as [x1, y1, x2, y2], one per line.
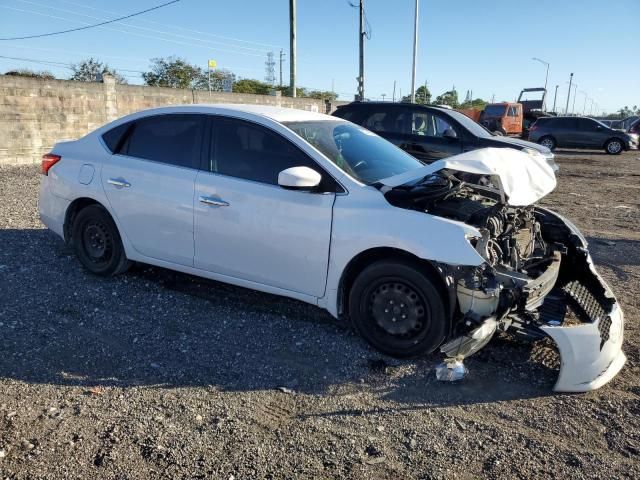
[1, 0, 638, 114]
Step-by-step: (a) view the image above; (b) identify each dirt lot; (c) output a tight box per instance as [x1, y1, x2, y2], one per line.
[0, 149, 639, 479]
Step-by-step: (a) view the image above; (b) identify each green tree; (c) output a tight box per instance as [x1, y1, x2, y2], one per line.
[70, 58, 127, 84]
[209, 69, 236, 91]
[4, 69, 55, 80]
[142, 57, 206, 89]
[302, 89, 338, 101]
[233, 78, 272, 95]
[434, 89, 459, 108]
[400, 85, 431, 104]
[459, 98, 488, 110]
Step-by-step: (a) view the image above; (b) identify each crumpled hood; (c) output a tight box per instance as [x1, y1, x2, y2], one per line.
[379, 147, 557, 206]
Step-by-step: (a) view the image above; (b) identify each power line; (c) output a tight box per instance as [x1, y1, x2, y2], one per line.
[13, 0, 273, 54]
[57, 0, 282, 49]
[0, 0, 180, 41]
[0, 6, 266, 58]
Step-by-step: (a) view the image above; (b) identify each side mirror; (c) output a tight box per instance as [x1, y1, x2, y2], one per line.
[443, 128, 458, 140]
[278, 166, 322, 190]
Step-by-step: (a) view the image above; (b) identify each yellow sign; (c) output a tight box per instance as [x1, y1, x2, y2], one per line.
[208, 59, 217, 68]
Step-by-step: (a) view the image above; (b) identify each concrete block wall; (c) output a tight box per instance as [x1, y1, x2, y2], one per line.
[0, 74, 347, 165]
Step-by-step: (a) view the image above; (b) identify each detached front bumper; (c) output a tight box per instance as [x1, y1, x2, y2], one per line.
[539, 253, 626, 392]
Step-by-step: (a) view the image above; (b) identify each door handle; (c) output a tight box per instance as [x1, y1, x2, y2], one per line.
[108, 178, 131, 188]
[199, 196, 229, 207]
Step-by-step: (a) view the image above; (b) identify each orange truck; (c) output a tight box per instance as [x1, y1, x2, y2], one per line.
[458, 88, 548, 138]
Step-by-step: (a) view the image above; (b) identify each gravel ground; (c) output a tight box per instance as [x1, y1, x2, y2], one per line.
[0, 149, 639, 479]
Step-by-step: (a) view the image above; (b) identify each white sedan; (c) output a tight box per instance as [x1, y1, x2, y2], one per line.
[38, 104, 625, 392]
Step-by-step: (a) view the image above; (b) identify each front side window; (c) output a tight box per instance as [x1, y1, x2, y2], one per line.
[211, 117, 320, 186]
[411, 112, 455, 137]
[285, 120, 423, 184]
[508, 106, 519, 117]
[121, 114, 204, 168]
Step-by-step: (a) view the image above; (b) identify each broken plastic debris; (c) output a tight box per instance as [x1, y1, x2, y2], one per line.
[435, 359, 468, 382]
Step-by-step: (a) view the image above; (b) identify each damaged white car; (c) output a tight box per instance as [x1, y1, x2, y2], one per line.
[38, 105, 625, 392]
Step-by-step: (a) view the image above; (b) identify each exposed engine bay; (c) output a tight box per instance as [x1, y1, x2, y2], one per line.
[379, 166, 626, 392]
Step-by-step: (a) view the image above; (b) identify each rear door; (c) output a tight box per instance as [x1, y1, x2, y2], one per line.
[193, 116, 336, 297]
[553, 117, 578, 147]
[101, 114, 204, 266]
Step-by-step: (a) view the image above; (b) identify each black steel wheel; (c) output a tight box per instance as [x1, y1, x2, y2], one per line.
[72, 204, 130, 276]
[348, 259, 447, 358]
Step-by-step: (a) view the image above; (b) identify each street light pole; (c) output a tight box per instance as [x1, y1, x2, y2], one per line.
[410, 0, 419, 103]
[564, 73, 573, 114]
[357, 0, 365, 101]
[579, 90, 588, 115]
[532, 57, 549, 110]
[571, 83, 578, 114]
[289, 0, 296, 97]
[552, 84, 559, 113]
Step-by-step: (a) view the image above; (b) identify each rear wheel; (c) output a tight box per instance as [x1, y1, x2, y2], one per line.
[348, 259, 447, 358]
[538, 136, 556, 151]
[72, 205, 130, 276]
[605, 138, 623, 155]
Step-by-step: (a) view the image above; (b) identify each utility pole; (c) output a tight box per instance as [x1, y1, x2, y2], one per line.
[410, 0, 419, 103]
[381, 93, 386, 101]
[552, 84, 558, 112]
[532, 57, 549, 110]
[289, 0, 296, 97]
[392, 80, 396, 102]
[357, 0, 365, 101]
[279, 49, 285, 87]
[564, 72, 573, 115]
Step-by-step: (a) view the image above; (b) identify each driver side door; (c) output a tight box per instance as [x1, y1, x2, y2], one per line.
[401, 110, 463, 163]
[194, 116, 337, 298]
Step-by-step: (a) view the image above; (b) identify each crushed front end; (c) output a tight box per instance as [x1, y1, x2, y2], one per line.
[382, 163, 625, 392]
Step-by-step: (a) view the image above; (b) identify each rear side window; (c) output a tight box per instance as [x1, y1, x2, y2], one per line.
[101, 122, 131, 153]
[211, 117, 320, 185]
[121, 114, 204, 169]
[551, 118, 577, 129]
[361, 108, 407, 134]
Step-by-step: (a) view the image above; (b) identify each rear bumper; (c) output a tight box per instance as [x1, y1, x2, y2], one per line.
[38, 176, 69, 240]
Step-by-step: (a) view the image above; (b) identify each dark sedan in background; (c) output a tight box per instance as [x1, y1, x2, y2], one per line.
[529, 116, 639, 154]
[332, 102, 557, 170]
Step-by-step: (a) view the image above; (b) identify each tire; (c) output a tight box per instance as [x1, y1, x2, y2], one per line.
[605, 138, 624, 155]
[348, 259, 448, 358]
[538, 136, 556, 151]
[71, 204, 130, 276]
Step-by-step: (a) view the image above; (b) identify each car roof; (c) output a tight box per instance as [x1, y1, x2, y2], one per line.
[117, 104, 338, 124]
[338, 101, 451, 113]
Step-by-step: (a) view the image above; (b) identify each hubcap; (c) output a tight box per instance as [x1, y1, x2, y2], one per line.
[608, 141, 621, 153]
[369, 282, 425, 336]
[541, 138, 554, 149]
[82, 221, 112, 263]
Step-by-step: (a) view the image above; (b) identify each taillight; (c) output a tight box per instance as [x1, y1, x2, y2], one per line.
[41, 153, 61, 175]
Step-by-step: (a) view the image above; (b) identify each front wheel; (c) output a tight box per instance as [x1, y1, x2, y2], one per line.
[605, 138, 624, 155]
[72, 205, 130, 276]
[348, 259, 448, 358]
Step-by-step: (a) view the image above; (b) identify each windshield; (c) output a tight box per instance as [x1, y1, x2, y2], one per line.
[483, 104, 507, 117]
[284, 120, 423, 183]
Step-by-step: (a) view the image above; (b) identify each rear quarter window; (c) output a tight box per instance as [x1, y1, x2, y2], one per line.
[101, 122, 132, 153]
